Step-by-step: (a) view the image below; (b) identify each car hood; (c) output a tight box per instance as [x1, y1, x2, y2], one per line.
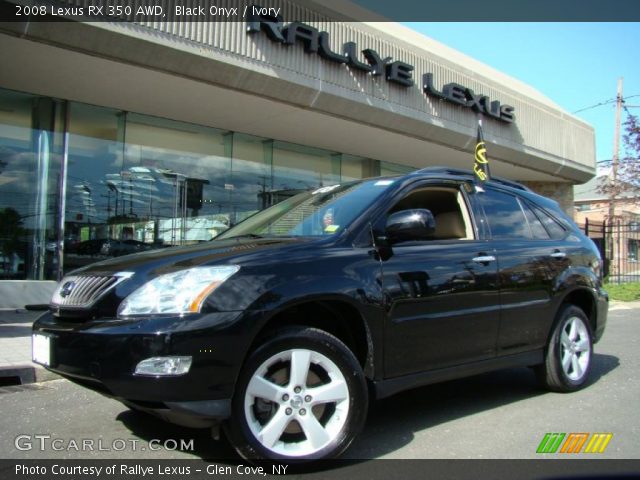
[52, 236, 320, 318]
[72, 236, 313, 277]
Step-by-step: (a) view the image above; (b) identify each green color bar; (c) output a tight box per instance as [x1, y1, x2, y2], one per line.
[537, 433, 566, 453]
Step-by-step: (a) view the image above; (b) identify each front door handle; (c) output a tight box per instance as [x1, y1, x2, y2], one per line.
[472, 255, 496, 264]
[550, 250, 566, 259]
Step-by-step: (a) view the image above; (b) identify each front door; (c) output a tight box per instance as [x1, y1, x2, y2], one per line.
[379, 183, 501, 378]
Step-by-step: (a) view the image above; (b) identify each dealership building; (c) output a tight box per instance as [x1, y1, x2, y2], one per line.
[0, 1, 596, 307]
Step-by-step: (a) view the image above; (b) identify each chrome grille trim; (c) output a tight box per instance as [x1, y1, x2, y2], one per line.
[51, 272, 134, 308]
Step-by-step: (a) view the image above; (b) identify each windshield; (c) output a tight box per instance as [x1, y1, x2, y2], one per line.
[217, 178, 396, 239]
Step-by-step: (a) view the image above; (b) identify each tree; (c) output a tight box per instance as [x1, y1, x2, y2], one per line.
[594, 110, 640, 281]
[598, 111, 640, 210]
[616, 111, 640, 199]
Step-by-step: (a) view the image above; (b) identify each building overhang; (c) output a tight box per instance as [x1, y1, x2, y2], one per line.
[0, 18, 595, 183]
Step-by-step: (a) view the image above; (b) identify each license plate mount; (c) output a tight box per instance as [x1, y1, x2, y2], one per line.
[32, 333, 51, 366]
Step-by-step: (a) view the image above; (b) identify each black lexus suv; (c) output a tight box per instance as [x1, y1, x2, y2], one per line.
[33, 167, 608, 461]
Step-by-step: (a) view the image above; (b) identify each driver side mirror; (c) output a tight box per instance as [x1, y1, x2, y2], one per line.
[385, 209, 436, 244]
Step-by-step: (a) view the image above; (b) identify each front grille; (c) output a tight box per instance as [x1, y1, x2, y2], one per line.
[51, 272, 132, 308]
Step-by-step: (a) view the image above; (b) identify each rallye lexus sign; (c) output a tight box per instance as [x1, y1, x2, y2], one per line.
[247, 12, 515, 123]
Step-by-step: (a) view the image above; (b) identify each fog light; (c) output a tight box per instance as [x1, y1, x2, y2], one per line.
[134, 356, 192, 376]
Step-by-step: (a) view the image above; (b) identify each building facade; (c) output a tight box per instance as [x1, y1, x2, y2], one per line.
[0, 1, 596, 306]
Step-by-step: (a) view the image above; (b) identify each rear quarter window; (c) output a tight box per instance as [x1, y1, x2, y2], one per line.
[531, 204, 567, 240]
[521, 201, 550, 240]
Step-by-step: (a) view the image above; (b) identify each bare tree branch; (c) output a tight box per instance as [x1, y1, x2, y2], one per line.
[597, 112, 640, 206]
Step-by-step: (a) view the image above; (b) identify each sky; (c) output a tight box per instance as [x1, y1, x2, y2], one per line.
[404, 23, 640, 169]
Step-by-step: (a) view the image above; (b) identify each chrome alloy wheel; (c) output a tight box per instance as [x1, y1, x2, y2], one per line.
[560, 316, 591, 381]
[243, 348, 350, 457]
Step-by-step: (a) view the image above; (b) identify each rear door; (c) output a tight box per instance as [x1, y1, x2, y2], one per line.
[477, 188, 570, 354]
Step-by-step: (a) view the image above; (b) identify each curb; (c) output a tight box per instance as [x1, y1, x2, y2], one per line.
[0, 363, 60, 385]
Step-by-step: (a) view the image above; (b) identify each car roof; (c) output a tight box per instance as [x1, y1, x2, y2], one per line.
[399, 166, 566, 216]
[406, 166, 531, 192]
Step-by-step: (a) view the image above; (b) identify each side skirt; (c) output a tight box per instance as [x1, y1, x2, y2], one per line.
[374, 350, 543, 399]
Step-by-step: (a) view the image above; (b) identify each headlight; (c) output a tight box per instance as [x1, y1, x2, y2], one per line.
[117, 266, 239, 316]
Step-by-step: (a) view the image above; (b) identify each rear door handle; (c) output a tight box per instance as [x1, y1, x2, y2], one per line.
[472, 255, 496, 264]
[550, 251, 566, 259]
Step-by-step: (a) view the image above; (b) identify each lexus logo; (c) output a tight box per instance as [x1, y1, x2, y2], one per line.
[60, 281, 75, 298]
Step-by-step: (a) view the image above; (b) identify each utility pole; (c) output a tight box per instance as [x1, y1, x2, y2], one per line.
[609, 77, 624, 219]
[607, 77, 624, 280]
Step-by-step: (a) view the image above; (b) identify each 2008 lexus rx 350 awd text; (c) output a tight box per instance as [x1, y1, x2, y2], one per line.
[33, 167, 608, 462]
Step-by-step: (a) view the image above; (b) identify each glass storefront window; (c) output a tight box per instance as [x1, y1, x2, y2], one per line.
[0, 90, 62, 280]
[341, 154, 379, 182]
[123, 113, 231, 245]
[272, 142, 340, 198]
[1, 88, 416, 280]
[64, 106, 234, 273]
[65, 103, 122, 272]
[231, 133, 273, 219]
[380, 160, 415, 176]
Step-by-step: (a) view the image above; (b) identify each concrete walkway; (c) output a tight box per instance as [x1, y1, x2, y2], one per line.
[0, 309, 57, 385]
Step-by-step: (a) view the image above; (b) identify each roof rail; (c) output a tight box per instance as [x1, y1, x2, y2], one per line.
[410, 166, 530, 192]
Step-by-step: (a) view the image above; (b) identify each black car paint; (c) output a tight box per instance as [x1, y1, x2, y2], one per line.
[33, 171, 608, 427]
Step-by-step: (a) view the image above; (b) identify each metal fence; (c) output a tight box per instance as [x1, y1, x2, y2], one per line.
[579, 218, 640, 284]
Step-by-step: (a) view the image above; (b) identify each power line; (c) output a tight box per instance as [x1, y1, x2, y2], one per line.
[573, 98, 616, 114]
[572, 94, 640, 114]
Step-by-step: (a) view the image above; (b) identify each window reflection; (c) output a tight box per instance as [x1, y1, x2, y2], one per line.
[380, 160, 415, 177]
[273, 141, 340, 194]
[64, 107, 235, 272]
[124, 113, 229, 244]
[0, 90, 62, 280]
[342, 154, 379, 182]
[231, 133, 272, 218]
[0, 87, 414, 279]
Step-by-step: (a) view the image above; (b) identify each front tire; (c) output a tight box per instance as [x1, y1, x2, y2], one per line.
[537, 305, 593, 392]
[225, 327, 368, 461]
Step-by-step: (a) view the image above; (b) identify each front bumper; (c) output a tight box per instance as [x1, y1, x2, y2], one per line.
[33, 310, 252, 426]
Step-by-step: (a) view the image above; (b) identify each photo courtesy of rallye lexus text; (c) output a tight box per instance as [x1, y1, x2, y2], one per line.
[32, 167, 608, 463]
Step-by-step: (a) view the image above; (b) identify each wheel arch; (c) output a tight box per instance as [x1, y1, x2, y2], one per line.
[559, 287, 598, 335]
[246, 296, 375, 380]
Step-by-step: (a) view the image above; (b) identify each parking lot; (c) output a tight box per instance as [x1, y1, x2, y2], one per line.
[0, 302, 638, 460]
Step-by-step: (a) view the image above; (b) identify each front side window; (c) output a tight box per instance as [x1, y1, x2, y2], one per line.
[386, 185, 475, 241]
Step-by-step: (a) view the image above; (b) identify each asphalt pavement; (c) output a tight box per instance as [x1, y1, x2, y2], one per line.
[0, 302, 637, 460]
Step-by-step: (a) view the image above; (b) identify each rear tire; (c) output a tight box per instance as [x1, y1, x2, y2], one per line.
[225, 326, 368, 462]
[537, 305, 593, 392]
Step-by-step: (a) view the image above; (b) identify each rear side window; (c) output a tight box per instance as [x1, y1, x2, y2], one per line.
[531, 205, 567, 239]
[479, 190, 529, 239]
